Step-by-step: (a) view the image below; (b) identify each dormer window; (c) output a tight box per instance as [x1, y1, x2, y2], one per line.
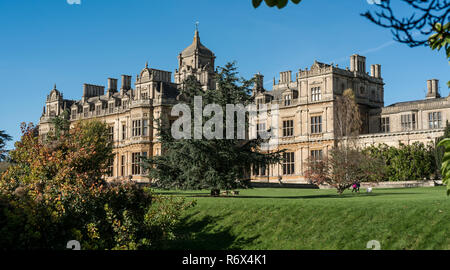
[256, 98, 264, 109]
[71, 109, 77, 119]
[96, 105, 101, 115]
[284, 94, 292, 106]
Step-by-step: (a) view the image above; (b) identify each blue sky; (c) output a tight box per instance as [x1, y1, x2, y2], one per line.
[0, 0, 448, 149]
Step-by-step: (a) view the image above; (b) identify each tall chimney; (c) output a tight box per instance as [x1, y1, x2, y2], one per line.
[253, 73, 264, 93]
[350, 54, 366, 73]
[121, 75, 132, 92]
[426, 79, 440, 99]
[371, 64, 381, 78]
[108, 78, 118, 92]
[280, 71, 292, 84]
[375, 64, 381, 78]
[432, 79, 439, 95]
[82, 83, 88, 102]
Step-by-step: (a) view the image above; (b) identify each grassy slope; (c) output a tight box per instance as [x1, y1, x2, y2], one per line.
[156, 187, 450, 250]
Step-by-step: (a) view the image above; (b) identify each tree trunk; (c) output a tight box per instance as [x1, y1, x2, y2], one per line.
[210, 189, 220, 197]
[337, 186, 346, 195]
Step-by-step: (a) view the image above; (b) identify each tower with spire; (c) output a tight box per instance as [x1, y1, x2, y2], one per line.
[174, 27, 216, 90]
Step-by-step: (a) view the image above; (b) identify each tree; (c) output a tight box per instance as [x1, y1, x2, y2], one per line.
[305, 147, 385, 194]
[362, 0, 450, 87]
[144, 62, 282, 193]
[0, 130, 12, 161]
[334, 89, 363, 145]
[437, 138, 450, 195]
[362, 1, 449, 47]
[50, 110, 71, 138]
[433, 120, 450, 176]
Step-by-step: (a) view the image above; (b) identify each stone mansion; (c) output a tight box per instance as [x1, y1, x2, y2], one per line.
[39, 30, 448, 184]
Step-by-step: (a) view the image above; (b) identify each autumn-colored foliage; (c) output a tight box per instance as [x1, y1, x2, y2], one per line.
[0, 120, 193, 250]
[305, 146, 386, 194]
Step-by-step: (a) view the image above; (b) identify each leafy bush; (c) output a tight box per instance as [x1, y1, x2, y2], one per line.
[363, 142, 437, 181]
[0, 121, 194, 250]
[0, 162, 9, 174]
[437, 138, 450, 195]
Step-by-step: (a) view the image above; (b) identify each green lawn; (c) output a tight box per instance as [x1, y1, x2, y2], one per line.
[155, 187, 450, 250]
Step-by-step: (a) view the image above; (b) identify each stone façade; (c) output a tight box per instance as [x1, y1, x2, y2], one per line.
[38, 30, 448, 184]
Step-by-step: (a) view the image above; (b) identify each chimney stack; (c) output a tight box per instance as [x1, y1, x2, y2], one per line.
[253, 73, 264, 94]
[426, 79, 440, 99]
[107, 78, 118, 97]
[108, 78, 118, 92]
[350, 54, 366, 73]
[83, 83, 88, 99]
[82, 83, 105, 99]
[121, 75, 132, 92]
[370, 64, 381, 78]
[280, 71, 292, 84]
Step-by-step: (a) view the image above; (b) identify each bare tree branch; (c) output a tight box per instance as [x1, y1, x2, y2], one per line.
[362, 0, 450, 47]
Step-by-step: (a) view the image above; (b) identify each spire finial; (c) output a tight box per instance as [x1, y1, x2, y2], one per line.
[54, 83, 57, 89]
[194, 21, 200, 43]
[145, 61, 148, 68]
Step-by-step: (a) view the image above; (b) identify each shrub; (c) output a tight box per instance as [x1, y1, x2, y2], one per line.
[0, 121, 194, 250]
[364, 142, 436, 181]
